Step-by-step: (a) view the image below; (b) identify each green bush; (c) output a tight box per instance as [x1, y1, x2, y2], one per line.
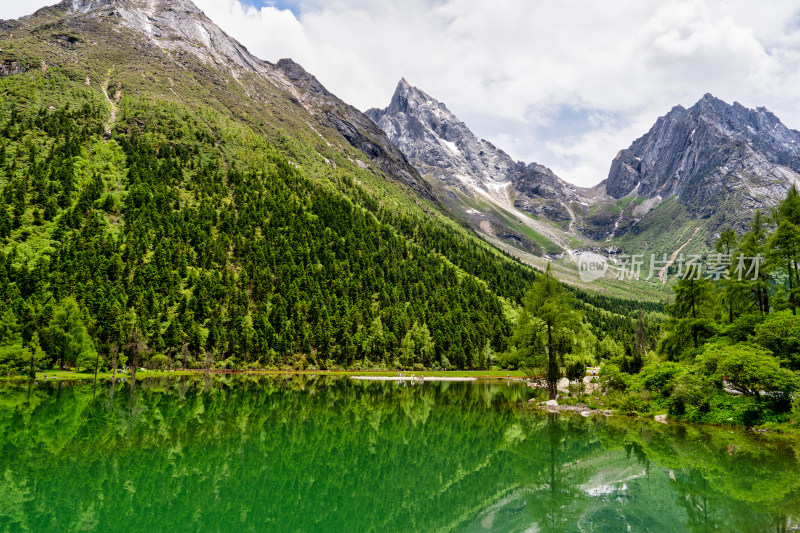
[599, 363, 629, 392]
[76, 351, 102, 373]
[697, 342, 798, 402]
[565, 359, 587, 384]
[147, 354, 169, 370]
[753, 311, 800, 370]
[637, 362, 684, 395]
[667, 372, 713, 416]
[703, 395, 762, 426]
[721, 313, 765, 343]
[616, 392, 648, 414]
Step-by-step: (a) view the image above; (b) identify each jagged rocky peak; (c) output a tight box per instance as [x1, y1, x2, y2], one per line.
[606, 93, 800, 212]
[692, 93, 785, 135]
[66, 0, 203, 26]
[368, 78, 578, 202]
[388, 78, 442, 114]
[59, 0, 265, 72]
[367, 78, 517, 186]
[368, 78, 583, 253]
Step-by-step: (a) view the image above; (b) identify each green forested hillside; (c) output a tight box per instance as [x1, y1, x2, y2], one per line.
[0, 3, 656, 376]
[0, 70, 541, 372]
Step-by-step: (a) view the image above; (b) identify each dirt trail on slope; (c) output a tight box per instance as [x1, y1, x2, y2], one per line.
[475, 184, 576, 250]
[658, 227, 700, 283]
[562, 201, 576, 233]
[101, 76, 120, 138]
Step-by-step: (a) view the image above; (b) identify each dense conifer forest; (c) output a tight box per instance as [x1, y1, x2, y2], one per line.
[0, 70, 650, 376]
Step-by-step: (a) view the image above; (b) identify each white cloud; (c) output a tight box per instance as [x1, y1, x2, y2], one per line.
[0, 0, 55, 20]
[193, 0, 800, 186]
[4, 0, 800, 187]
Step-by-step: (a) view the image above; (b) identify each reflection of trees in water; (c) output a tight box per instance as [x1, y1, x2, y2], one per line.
[584, 418, 800, 533]
[0, 378, 797, 532]
[520, 414, 597, 533]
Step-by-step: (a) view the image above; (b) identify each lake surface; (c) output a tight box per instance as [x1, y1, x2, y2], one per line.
[0, 376, 798, 532]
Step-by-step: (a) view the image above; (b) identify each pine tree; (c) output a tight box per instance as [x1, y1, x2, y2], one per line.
[517, 264, 582, 399]
[660, 267, 715, 360]
[768, 220, 800, 315]
[715, 227, 742, 324]
[46, 298, 95, 370]
[739, 210, 771, 314]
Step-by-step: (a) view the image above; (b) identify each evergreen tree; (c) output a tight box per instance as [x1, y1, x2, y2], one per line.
[768, 220, 800, 315]
[714, 227, 744, 324]
[738, 210, 771, 315]
[516, 264, 582, 399]
[45, 298, 95, 370]
[0, 308, 26, 374]
[400, 322, 434, 369]
[661, 271, 714, 358]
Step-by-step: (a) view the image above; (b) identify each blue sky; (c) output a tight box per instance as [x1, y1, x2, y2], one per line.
[241, 0, 300, 16]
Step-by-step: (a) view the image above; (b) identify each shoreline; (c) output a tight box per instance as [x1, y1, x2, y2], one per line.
[350, 376, 477, 382]
[6, 370, 799, 436]
[527, 399, 800, 437]
[3, 369, 528, 382]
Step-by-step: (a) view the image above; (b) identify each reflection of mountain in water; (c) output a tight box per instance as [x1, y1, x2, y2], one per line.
[0, 377, 797, 532]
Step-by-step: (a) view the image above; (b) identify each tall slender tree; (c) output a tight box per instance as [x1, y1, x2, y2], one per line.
[768, 220, 800, 315]
[517, 264, 582, 399]
[715, 227, 741, 324]
[739, 210, 771, 315]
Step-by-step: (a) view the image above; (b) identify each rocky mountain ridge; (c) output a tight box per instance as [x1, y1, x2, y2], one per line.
[12, 0, 800, 267]
[369, 78, 800, 256]
[607, 93, 800, 221]
[367, 79, 594, 253]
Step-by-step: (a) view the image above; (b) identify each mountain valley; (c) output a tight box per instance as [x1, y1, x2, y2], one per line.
[368, 78, 800, 290]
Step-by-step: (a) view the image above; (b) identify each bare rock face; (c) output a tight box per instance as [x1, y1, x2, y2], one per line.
[367, 79, 585, 252]
[64, 0, 265, 73]
[0, 60, 27, 77]
[276, 63, 434, 201]
[367, 79, 575, 207]
[607, 93, 800, 219]
[275, 58, 331, 97]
